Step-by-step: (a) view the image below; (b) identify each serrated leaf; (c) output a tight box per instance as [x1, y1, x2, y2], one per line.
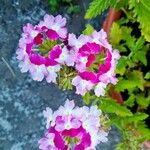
[83, 92, 91, 105]
[82, 24, 94, 35]
[116, 56, 128, 75]
[115, 70, 145, 91]
[138, 123, 150, 141]
[127, 71, 145, 90]
[124, 95, 135, 107]
[133, 36, 145, 52]
[110, 22, 123, 45]
[99, 98, 133, 117]
[129, 0, 150, 42]
[85, 0, 116, 19]
[115, 79, 134, 92]
[145, 72, 150, 79]
[85, 0, 128, 19]
[121, 27, 136, 51]
[123, 113, 148, 123]
[136, 95, 150, 108]
[132, 50, 147, 66]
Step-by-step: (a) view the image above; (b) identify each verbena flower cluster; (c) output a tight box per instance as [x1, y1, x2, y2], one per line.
[39, 99, 108, 150]
[16, 14, 120, 97]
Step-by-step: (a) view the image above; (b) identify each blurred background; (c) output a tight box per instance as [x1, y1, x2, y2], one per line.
[0, 0, 120, 149]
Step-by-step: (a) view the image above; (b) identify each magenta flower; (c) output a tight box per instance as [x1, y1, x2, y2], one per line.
[16, 14, 67, 83]
[72, 72, 97, 96]
[68, 29, 120, 96]
[39, 100, 108, 150]
[17, 14, 120, 97]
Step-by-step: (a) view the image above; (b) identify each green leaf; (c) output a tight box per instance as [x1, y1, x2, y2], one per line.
[48, 0, 59, 12]
[82, 24, 94, 35]
[116, 56, 128, 75]
[145, 72, 150, 79]
[83, 92, 91, 105]
[85, 0, 116, 19]
[121, 26, 136, 51]
[136, 94, 150, 108]
[115, 70, 145, 92]
[85, 0, 128, 19]
[110, 22, 122, 45]
[129, 0, 150, 42]
[132, 50, 147, 66]
[123, 113, 148, 123]
[132, 36, 145, 52]
[99, 98, 133, 117]
[114, 0, 128, 9]
[116, 143, 128, 150]
[67, 5, 80, 14]
[127, 71, 145, 90]
[124, 95, 135, 107]
[138, 123, 150, 141]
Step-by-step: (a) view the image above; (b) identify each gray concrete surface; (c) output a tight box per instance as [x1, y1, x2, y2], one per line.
[0, 0, 120, 149]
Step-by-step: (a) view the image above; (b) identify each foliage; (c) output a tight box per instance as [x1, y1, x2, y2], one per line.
[85, 0, 150, 42]
[109, 20, 150, 149]
[48, 0, 80, 14]
[85, 0, 116, 19]
[145, 72, 150, 79]
[82, 24, 95, 35]
[85, 0, 150, 149]
[129, 0, 150, 42]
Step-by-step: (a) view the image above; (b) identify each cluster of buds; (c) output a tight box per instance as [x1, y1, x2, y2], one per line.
[16, 14, 120, 97]
[38, 99, 108, 150]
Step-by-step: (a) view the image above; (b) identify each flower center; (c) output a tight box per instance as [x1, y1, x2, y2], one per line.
[33, 39, 57, 57]
[88, 52, 106, 72]
[48, 138, 55, 146]
[65, 136, 80, 146]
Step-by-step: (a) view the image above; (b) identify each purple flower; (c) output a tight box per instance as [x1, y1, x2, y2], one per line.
[17, 14, 68, 83]
[38, 100, 108, 150]
[67, 29, 120, 97]
[17, 14, 120, 97]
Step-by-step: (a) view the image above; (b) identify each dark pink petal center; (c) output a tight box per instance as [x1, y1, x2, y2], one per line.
[86, 42, 100, 54]
[46, 29, 59, 40]
[34, 33, 43, 45]
[49, 127, 65, 149]
[86, 54, 96, 67]
[98, 51, 112, 74]
[79, 71, 98, 83]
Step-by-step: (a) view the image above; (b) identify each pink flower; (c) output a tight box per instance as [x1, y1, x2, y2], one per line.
[56, 46, 76, 66]
[38, 133, 56, 150]
[72, 75, 94, 95]
[46, 65, 61, 83]
[29, 64, 47, 82]
[17, 15, 120, 97]
[17, 14, 67, 83]
[94, 82, 107, 97]
[91, 29, 112, 50]
[67, 29, 120, 97]
[98, 50, 120, 85]
[68, 34, 89, 50]
[38, 14, 67, 39]
[39, 100, 108, 149]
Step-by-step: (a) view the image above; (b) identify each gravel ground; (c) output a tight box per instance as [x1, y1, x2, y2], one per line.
[0, 0, 120, 149]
